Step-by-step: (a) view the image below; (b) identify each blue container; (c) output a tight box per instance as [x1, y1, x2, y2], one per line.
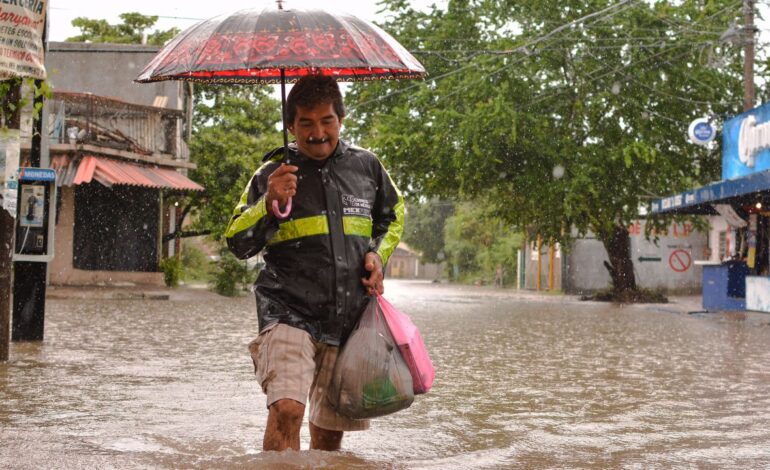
[703, 263, 747, 311]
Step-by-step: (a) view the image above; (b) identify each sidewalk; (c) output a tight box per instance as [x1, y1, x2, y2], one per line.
[45, 280, 705, 315]
[46, 283, 225, 302]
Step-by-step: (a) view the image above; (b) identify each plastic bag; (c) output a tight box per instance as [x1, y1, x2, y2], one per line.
[327, 297, 414, 419]
[378, 294, 435, 394]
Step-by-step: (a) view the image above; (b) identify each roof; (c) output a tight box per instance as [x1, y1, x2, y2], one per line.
[651, 169, 770, 215]
[52, 155, 204, 192]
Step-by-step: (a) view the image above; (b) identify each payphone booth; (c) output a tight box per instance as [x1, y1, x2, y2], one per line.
[13, 168, 56, 262]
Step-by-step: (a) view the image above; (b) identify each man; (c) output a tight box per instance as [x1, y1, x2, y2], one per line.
[225, 75, 404, 452]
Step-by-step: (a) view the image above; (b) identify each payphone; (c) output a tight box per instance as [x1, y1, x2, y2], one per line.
[13, 167, 56, 262]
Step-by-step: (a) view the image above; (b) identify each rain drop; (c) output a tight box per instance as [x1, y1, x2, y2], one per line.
[552, 165, 565, 179]
[142, 223, 148, 230]
[611, 82, 621, 95]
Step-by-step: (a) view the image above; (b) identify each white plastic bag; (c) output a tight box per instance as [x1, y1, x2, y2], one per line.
[327, 297, 414, 419]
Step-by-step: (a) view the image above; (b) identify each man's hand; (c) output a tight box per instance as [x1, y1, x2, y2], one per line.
[361, 252, 384, 295]
[266, 164, 299, 210]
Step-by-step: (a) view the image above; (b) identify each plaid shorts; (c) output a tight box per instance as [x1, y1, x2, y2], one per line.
[248, 323, 370, 432]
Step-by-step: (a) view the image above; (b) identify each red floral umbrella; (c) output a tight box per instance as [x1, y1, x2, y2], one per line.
[135, 5, 425, 84]
[136, 3, 425, 217]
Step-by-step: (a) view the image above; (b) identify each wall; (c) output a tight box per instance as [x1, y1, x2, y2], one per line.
[49, 187, 163, 286]
[562, 220, 707, 294]
[45, 42, 181, 110]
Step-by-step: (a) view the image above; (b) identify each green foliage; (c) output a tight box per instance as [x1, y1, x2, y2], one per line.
[401, 199, 454, 263]
[67, 12, 179, 45]
[181, 245, 213, 283]
[211, 249, 253, 297]
[187, 85, 282, 240]
[348, 0, 745, 291]
[159, 257, 182, 288]
[443, 202, 523, 285]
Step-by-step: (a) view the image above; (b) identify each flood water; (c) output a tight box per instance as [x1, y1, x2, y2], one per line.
[2, 280, 770, 469]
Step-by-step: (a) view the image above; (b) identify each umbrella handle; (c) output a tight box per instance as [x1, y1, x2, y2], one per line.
[271, 197, 292, 219]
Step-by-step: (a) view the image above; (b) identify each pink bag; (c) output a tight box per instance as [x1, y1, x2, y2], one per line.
[378, 294, 435, 394]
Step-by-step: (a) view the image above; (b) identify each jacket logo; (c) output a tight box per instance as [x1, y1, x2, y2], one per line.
[342, 194, 372, 216]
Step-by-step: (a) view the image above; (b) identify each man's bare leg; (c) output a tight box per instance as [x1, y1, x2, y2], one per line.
[263, 399, 305, 451]
[309, 422, 343, 451]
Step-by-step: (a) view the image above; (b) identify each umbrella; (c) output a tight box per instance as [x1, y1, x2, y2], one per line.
[135, 2, 426, 217]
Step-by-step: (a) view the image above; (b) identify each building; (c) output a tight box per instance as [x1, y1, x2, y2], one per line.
[22, 42, 204, 286]
[652, 102, 770, 312]
[385, 243, 444, 280]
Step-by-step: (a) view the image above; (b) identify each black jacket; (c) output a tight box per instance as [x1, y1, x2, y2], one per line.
[225, 140, 404, 345]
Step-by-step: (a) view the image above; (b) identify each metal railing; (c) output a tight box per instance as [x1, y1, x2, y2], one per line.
[47, 91, 186, 161]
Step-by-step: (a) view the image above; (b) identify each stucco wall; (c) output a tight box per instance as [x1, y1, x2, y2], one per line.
[562, 220, 707, 294]
[46, 42, 181, 109]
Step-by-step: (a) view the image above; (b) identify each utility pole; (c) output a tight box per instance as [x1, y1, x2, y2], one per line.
[744, 0, 756, 112]
[0, 81, 21, 361]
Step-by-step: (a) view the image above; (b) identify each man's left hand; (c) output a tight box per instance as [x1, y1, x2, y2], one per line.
[361, 252, 384, 295]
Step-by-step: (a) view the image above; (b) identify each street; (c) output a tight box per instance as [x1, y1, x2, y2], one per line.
[1, 281, 770, 469]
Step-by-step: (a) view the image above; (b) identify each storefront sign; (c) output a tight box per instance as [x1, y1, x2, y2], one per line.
[0, 0, 47, 79]
[723, 101, 770, 180]
[688, 118, 715, 146]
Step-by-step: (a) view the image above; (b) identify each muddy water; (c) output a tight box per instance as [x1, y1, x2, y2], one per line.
[2, 281, 770, 469]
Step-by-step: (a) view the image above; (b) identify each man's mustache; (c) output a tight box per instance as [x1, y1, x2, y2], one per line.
[307, 137, 330, 145]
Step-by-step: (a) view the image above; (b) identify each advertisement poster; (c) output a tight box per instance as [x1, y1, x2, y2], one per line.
[0, 0, 47, 79]
[19, 183, 43, 227]
[0, 128, 19, 216]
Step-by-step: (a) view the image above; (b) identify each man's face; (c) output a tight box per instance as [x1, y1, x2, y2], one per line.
[288, 102, 342, 161]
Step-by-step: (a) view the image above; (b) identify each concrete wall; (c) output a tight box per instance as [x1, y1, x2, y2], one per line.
[46, 42, 181, 110]
[523, 220, 708, 294]
[562, 220, 707, 294]
[50, 187, 163, 287]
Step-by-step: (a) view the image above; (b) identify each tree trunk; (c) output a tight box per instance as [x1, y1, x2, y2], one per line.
[599, 224, 636, 293]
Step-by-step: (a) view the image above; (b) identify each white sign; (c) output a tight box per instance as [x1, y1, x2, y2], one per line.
[714, 204, 748, 228]
[0, 128, 19, 187]
[688, 118, 715, 146]
[0, 1, 47, 79]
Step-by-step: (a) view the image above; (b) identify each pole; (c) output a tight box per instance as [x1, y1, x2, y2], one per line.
[536, 235, 542, 291]
[743, 0, 755, 112]
[12, 77, 47, 342]
[0, 80, 21, 361]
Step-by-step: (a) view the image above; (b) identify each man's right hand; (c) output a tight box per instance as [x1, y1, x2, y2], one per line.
[266, 164, 299, 210]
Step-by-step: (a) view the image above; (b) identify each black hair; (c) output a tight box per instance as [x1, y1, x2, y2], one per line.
[286, 75, 345, 124]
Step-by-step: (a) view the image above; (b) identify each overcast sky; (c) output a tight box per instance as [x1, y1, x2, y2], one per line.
[48, 1, 396, 42]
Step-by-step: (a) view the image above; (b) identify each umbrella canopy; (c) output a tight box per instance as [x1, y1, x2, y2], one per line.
[135, 6, 426, 84]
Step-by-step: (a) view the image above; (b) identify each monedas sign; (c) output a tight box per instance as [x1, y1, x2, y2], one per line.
[723, 101, 770, 180]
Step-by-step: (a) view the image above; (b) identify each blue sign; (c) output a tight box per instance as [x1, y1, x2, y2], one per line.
[18, 168, 56, 182]
[688, 118, 715, 146]
[722, 102, 770, 180]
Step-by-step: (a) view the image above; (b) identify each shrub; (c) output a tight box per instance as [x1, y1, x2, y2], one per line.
[159, 257, 182, 288]
[211, 249, 251, 297]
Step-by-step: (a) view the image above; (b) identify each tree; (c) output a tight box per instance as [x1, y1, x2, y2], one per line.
[347, 0, 745, 295]
[187, 85, 282, 240]
[67, 12, 179, 45]
[401, 199, 455, 263]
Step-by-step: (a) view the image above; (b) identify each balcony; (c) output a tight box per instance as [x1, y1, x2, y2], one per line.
[45, 91, 190, 167]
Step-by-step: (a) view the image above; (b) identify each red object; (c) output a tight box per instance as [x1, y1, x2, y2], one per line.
[70, 155, 204, 191]
[378, 294, 435, 394]
[135, 7, 426, 84]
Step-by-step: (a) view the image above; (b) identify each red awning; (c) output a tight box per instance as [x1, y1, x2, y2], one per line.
[63, 155, 204, 192]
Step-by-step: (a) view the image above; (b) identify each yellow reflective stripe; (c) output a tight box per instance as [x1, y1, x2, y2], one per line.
[225, 196, 267, 238]
[376, 168, 405, 265]
[268, 215, 329, 245]
[343, 216, 372, 238]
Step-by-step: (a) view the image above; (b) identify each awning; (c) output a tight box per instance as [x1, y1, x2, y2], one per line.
[651, 169, 770, 215]
[52, 155, 204, 192]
